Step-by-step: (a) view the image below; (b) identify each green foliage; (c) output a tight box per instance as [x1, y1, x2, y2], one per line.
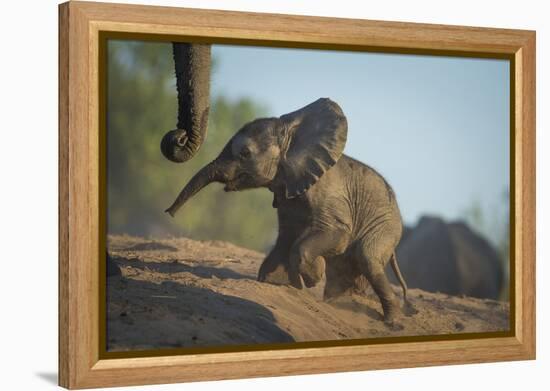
[107, 40, 277, 251]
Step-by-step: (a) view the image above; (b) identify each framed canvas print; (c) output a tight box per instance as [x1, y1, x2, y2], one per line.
[58, 1, 536, 389]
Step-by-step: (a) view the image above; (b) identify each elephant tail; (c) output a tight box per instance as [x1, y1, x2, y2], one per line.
[390, 252, 408, 302]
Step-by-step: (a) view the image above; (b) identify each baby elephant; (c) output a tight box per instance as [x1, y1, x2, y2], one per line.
[166, 98, 410, 323]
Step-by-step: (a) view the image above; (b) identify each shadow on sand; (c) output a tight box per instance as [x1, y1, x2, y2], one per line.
[112, 255, 249, 280]
[106, 261, 294, 351]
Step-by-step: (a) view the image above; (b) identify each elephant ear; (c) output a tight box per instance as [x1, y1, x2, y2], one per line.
[277, 98, 348, 198]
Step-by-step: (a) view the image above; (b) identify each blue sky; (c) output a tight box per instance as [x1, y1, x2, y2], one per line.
[210, 45, 510, 230]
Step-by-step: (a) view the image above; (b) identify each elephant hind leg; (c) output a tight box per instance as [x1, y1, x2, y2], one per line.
[355, 242, 401, 323]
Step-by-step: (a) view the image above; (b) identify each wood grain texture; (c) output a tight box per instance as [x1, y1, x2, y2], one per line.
[58, 1, 536, 388]
[518, 34, 536, 355]
[73, 1, 530, 53]
[58, 3, 70, 387]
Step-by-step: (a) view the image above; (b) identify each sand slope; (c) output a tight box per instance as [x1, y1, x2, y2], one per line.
[106, 235, 509, 351]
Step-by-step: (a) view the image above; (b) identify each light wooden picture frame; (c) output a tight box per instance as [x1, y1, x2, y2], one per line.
[58, 1, 536, 389]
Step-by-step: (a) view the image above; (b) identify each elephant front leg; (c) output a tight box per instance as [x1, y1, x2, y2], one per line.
[289, 230, 350, 289]
[258, 246, 291, 285]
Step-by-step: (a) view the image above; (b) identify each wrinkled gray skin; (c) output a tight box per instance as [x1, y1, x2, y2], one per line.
[160, 43, 211, 163]
[166, 98, 410, 322]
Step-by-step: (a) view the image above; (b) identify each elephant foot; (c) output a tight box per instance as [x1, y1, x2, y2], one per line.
[382, 307, 404, 331]
[258, 263, 291, 286]
[382, 309, 398, 323]
[381, 297, 402, 324]
[289, 273, 304, 289]
[288, 263, 304, 289]
[384, 319, 405, 331]
[299, 256, 325, 288]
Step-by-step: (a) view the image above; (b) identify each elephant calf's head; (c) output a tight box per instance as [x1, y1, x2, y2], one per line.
[165, 98, 348, 217]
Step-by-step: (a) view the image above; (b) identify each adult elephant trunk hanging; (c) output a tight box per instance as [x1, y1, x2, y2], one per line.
[160, 43, 211, 163]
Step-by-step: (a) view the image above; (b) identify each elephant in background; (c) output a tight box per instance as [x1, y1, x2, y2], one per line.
[165, 98, 411, 323]
[391, 216, 504, 299]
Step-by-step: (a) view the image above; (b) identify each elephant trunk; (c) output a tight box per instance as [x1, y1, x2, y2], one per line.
[165, 160, 224, 217]
[161, 43, 211, 163]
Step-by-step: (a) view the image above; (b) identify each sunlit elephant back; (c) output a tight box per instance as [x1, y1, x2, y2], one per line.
[161, 43, 211, 163]
[392, 216, 504, 300]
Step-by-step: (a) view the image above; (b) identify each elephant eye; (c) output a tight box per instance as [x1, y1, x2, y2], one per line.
[239, 147, 251, 159]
